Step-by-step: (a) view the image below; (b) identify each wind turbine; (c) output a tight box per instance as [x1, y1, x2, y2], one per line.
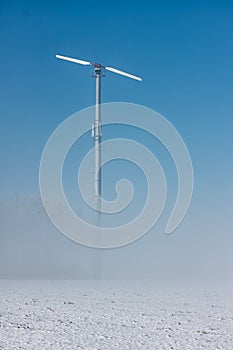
[56, 53, 142, 276]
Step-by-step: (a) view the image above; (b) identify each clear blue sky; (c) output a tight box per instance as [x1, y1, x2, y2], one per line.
[0, 1, 232, 278]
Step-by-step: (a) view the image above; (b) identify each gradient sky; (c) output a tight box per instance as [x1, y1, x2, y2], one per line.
[0, 1, 232, 280]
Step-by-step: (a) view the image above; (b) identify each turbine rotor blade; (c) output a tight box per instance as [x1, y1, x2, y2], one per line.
[56, 54, 91, 66]
[105, 66, 142, 81]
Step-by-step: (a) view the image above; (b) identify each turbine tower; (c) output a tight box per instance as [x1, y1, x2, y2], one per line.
[56, 54, 142, 276]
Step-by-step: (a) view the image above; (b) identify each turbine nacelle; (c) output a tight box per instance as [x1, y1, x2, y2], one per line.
[92, 63, 103, 69]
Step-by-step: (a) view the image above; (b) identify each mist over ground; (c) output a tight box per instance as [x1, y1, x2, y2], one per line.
[1, 194, 232, 286]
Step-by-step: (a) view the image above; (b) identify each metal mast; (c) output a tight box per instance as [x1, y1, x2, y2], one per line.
[92, 65, 102, 213]
[91, 65, 102, 279]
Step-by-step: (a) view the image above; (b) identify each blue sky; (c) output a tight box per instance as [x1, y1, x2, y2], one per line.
[0, 0, 232, 194]
[0, 1, 232, 278]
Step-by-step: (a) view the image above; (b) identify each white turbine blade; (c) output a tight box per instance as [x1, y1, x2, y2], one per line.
[56, 54, 91, 66]
[105, 66, 142, 81]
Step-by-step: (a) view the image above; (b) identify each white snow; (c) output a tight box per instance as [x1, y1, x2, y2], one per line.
[0, 280, 233, 349]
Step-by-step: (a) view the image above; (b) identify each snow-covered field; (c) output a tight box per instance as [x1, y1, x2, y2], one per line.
[0, 280, 233, 349]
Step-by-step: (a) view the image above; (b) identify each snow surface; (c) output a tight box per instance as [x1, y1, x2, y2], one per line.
[0, 280, 233, 349]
